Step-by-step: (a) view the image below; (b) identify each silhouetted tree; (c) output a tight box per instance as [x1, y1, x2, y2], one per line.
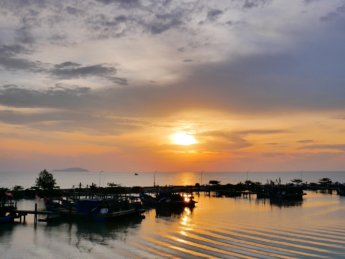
[12, 185, 24, 191]
[35, 169, 56, 190]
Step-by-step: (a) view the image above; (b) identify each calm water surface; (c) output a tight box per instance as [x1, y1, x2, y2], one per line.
[1, 192, 345, 258]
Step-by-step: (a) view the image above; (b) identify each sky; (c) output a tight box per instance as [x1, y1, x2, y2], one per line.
[1, 0, 345, 173]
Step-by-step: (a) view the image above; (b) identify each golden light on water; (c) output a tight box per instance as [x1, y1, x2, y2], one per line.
[171, 132, 197, 146]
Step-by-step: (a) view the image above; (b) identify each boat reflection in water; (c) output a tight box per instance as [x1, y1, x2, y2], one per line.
[45, 215, 145, 246]
[255, 196, 304, 207]
[270, 199, 303, 207]
[155, 206, 194, 218]
[140, 191, 197, 209]
[39, 216, 145, 256]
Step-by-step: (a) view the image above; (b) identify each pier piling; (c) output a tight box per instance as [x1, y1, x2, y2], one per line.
[34, 203, 37, 224]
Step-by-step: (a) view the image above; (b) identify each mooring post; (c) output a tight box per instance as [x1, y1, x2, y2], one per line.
[34, 203, 37, 224]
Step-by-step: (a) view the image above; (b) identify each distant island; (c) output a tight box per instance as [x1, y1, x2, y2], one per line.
[53, 167, 89, 172]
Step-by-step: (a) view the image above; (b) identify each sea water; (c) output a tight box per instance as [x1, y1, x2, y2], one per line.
[1, 192, 345, 258]
[1, 171, 345, 189]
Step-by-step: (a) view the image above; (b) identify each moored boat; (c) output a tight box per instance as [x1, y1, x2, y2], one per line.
[255, 185, 305, 201]
[0, 199, 16, 224]
[140, 192, 196, 208]
[45, 196, 145, 221]
[337, 184, 345, 196]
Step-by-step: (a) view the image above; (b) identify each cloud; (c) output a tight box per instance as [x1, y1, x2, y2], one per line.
[11, 113, 141, 135]
[242, 0, 271, 9]
[109, 77, 128, 86]
[54, 62, 81, 69]
[149, 14, 184, 34]
[0, 105, 146, 135]
[65, 6, 84, 16]
[320, 3, 345, 22]
[0, 44, 42, 71]
[0, 85, 91, 109]
[174, 47, 345, 114]
[297, 139, 314, 144]
[86, 14, 134, 39]
[51, 62, 116, 79]
[207, 9, 223, 21]
[0, 45, 28, 56]
[88, 0, 190, 36]
[197, 129, 286, 151]
[0, 1, 345, 117]
[2, 45, 345, 119]
[95, 0, 140, 8]
[302, 144, 345, 152]
[232, 129, 287, 135]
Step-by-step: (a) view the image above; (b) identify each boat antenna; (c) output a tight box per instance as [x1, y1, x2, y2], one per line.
[154, 171, 156, 187]
[99, 170, 103, 187]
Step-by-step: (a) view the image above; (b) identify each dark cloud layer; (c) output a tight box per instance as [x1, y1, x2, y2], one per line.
[207, 9, 223, 21]
[320, 3, 345, 21]
[95, 0, 140, 7]
[242, 0, 271, 9]
[2, 47, 345, 119]
[0, 44, 41, 71]
[51, 62, 116, 79]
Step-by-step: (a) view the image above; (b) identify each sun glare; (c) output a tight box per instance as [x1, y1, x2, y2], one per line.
[171, 132, 197, 146]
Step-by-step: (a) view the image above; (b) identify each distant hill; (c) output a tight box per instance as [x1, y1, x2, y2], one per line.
[53, 167, 89, 172]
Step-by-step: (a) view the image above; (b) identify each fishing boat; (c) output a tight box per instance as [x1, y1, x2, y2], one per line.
[337, 184, 345, 196]
[45, 196, 145, 221]
[269, 186, 305, 201]
[256, 185, 305, 201]
[0, 199, 16, 224]
[140, 192, 196, 208]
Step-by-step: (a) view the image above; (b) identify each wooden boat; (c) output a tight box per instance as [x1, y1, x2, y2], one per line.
[337, 184, 345, 196]
[0, 199, 16, 224]
[256, 185, 305, 200]
[45, 197, 145, 221]
[269, 186, 305, 201]
[140, 192, 196, 208]
[0, 215, 14, 224]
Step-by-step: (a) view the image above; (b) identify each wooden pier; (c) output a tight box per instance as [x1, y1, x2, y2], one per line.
[14, 203, 53, 224]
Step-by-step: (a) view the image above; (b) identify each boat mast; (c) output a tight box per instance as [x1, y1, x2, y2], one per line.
[153, 171, 156, 187]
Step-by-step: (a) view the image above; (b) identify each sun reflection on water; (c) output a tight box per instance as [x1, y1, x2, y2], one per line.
[180, 207, 193, 237]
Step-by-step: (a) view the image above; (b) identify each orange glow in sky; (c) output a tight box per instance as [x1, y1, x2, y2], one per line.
[1, 1, 345, 173]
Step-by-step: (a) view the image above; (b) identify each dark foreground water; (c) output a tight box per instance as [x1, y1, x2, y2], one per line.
[1, 192, 345, 258]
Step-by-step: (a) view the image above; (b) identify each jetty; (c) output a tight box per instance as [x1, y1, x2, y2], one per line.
[14, 204, 53, 224]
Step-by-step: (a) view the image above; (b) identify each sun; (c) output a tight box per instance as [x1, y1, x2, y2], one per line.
[171, 132, 197, 146]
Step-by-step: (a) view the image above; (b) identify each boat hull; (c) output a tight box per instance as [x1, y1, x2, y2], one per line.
[0, 215, 14, 224]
